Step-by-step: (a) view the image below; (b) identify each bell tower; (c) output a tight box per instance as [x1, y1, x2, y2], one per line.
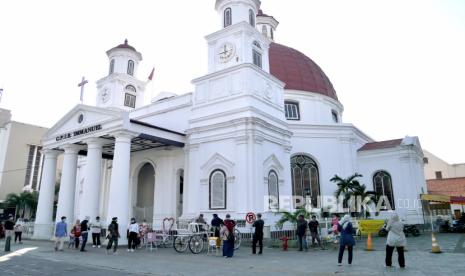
[96, 39, 146, 110]
[184, 0, 292, 218]
[207, 0, 270, 73]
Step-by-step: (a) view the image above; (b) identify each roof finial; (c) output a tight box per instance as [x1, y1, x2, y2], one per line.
[124, 39, 128, 45]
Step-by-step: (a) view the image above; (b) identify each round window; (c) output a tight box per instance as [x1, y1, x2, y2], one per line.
[78, 114, 84, 124]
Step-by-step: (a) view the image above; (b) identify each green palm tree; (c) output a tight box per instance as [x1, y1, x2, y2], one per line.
[276, 208, 312, 230]
[5, 191, 38, 218]
[331, 173, 363, 208]
[351, 184, 376, 218]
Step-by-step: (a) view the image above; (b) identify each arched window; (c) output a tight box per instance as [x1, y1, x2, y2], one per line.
[224, 8, 232, 28]
[249, 9, 255, 26]
[268, 170, 279, 211]
[291, 155, 320, 207]
[124, 85, 137, 108]
[373, 171, 395, 210]
[332, 110, 339, 123]
[262, 25, 268, 36]
[109, 59, 115, 74]
[127, 60, 134, 76]
[125, 85, 136, 93]
[209, 169, 227, 210]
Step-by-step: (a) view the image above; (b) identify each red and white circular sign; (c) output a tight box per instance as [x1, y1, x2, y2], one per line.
[245, 212, 256, 224]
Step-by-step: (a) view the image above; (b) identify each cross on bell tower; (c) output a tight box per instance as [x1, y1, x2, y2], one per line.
[77, 76, 88, 103]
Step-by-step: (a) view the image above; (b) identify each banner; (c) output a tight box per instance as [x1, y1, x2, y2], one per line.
[358, 220, 385, 234]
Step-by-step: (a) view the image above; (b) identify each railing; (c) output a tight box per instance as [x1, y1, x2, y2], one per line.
[271, 229, 297, 240]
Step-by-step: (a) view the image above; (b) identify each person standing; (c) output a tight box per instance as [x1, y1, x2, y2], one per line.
[0, 221, 5, 239]
[14, 218, 24, 244]
[337, 214, 355, 266]
[80, 216, 90, 252]
[308, 215, 324, 249]
[54, 216, 68, 251]
[90, 216, 103, 248]
[106, 217, 120, 255]
[221, 214, 236, 258]
[252, 213, 264, 254]
[385, 213, 406, 268]
[211, 214, 223, 238]
[4, 215, 14, 252]
[127, 218, 139, 252]
[71, 219, 81, 249]
[296, 214, 308, 251]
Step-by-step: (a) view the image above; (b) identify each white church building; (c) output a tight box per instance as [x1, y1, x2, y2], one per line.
[33, 0, 427, 239]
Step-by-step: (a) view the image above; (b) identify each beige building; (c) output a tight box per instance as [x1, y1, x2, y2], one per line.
[423, 150, 465, 180]
[423, 149, 465, 218]
[0, 108, 62, 204]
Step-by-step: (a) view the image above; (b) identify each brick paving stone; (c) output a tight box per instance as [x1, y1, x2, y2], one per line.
[0, 233, 464, 276]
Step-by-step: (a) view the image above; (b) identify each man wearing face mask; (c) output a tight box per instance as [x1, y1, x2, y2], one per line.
[54, 216, 68, 251]
[127, 218, 139, 252]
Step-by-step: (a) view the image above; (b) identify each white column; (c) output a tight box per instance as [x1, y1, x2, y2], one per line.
[107, 132, 133, 244]
[55, 144, 80, 223]
[33, 149, 60, 239]
[80, 138, 104, 221]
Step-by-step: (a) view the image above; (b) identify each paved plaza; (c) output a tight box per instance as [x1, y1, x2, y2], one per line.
[1, 233, 465, 275]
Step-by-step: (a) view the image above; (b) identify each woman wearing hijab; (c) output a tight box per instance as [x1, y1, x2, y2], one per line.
[221, 214, 236, 258]
[385, 213, 406, 268]
[337, 214, 355, 266]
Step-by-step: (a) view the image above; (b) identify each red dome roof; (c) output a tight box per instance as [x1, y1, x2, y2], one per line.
[269, 43, 338, 101]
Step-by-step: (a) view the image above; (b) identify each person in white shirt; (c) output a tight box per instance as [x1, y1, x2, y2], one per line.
[127, 218, 139, 252]
[385, 213, 406, 268]
[14, 218, 24, 244]
[90, 216, 103, 248]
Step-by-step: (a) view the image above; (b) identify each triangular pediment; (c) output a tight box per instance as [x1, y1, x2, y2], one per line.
[263, 154, 284, 171]
[201, 153, 235, 175]
[45, 104, 124, 139]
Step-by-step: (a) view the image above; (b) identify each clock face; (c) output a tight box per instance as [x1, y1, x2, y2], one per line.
[101, 89, 110, 103]
[218, 42, 235, 63]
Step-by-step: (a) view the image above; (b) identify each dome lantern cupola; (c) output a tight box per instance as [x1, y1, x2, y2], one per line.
[256, 9, 279, 41]
[215, 0, 261, 28]
[106, 39, 142, 78]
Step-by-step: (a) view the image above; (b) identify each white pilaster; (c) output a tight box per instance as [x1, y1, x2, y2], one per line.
[106, 132, 134, 244]
[55, 144, 80, 223]
[33, 149, 60, 240]
[80, 138, 105, 220]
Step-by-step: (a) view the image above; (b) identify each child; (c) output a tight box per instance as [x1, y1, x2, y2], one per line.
[68, 230, 75, 249]
[71, 220, 81, 249]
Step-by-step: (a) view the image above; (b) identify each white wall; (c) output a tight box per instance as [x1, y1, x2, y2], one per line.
[285, 90, 344, 125]
[357, 147, 426, 224]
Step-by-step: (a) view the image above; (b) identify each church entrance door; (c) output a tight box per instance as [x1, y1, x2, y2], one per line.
[134, 163, 155, 222]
